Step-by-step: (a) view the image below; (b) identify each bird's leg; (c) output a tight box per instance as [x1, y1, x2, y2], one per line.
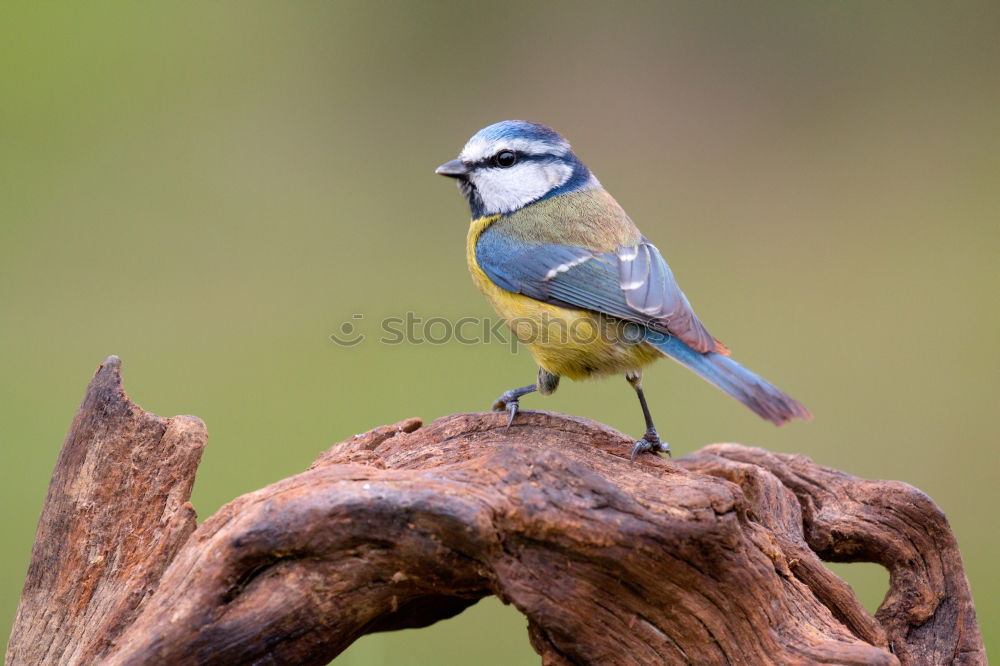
[492, 385, 536, 428]
[625, 371, 671, 460]
[491, 368, 560, 428]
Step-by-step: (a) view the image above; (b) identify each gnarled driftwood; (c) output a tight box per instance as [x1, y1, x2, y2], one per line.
[5, 357, 985, 665]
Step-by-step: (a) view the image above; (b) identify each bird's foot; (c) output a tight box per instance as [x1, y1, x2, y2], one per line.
[629, 428, 671, 461]
[491, 391, 521, 429]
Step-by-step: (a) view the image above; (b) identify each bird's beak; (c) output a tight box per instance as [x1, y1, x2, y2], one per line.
[435, 158, 468, 178]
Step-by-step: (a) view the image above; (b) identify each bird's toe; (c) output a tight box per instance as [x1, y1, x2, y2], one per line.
[630, 429, 670, 461]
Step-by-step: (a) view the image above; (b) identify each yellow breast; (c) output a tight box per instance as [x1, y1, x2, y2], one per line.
[466, 216, 661, 380]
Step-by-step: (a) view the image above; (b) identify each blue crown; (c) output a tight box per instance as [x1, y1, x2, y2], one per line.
[472, 120, 567, 146]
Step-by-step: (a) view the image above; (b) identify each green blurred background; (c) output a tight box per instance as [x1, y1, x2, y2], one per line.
[2, 1, 997, 662]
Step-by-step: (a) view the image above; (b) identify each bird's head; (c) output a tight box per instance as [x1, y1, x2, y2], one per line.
[436, 120, 597, 218]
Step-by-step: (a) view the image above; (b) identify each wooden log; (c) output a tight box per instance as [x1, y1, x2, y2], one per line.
[6, 357, 206, 665]
[5, 358, 985, 665]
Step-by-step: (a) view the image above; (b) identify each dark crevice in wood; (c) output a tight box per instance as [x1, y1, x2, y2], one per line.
[223, 552, 310, 604]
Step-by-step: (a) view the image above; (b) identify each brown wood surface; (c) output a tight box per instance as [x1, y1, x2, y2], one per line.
[6, 357, 206, 665]
[6, 358, 985, 665]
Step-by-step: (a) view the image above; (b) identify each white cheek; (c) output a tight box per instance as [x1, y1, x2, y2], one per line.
[544, 163, 571, 187]
[472, 163, 573, 214]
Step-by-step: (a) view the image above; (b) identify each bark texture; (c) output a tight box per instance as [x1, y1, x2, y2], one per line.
[6, 357, 206, 665]
[6, 357, 985, 665]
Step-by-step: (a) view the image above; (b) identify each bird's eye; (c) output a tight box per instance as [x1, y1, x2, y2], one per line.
[494, 150, 517, 168]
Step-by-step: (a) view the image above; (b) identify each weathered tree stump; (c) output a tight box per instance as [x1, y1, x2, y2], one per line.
[5, 357, 985, 665]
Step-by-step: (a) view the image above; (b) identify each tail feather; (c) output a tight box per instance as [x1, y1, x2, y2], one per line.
[646, 331, 811, 425]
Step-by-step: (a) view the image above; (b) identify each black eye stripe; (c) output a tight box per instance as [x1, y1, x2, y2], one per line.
[469, 152, 551, 170]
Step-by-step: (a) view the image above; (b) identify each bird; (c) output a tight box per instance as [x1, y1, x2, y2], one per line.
[435, 120, 810, 459]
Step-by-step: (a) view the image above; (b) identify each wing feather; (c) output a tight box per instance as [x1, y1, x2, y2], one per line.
[476, 226, 725, 354]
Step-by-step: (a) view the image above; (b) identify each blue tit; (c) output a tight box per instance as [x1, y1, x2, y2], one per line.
[436, 120, 810, 458]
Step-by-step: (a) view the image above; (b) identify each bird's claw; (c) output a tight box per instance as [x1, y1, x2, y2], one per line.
[505, 400, 519, 429]
[491, 391, 521, 429]
[629, 429, 670, 461]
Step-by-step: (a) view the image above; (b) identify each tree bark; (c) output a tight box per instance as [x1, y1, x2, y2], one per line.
[5, 357, 985, 665]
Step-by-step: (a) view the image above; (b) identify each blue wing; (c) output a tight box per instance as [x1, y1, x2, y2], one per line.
[476, 225, 722, 354]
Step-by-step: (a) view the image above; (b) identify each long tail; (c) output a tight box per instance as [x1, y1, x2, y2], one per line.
[645, 331, 811, 425]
